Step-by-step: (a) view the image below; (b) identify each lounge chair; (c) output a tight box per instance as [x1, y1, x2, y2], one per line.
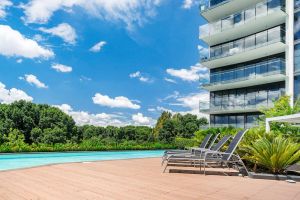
[162, 133, 213, 157]
[162, 133, 213, 164]
[200, 129, 249, 175]
[162, 134, 231, 169]
[163, 130, 249, 176]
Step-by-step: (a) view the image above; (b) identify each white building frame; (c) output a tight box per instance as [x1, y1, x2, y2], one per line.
[266, 113, 300, 132]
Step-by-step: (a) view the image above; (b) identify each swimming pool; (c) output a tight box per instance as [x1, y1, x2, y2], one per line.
[0, 150, 164, 171]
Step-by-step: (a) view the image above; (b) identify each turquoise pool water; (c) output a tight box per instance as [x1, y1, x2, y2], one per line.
[0, 150, 164, 171]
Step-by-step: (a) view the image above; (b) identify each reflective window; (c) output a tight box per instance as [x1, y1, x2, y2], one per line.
[256, 2, 268, 17]
[211, 113, 260, 128]
[295, 12, 300, 41]
[244, 35, 256, 50]
[268, 26, 281, 42]
[210, 0, 227, 7]
[295, 76, 300, 100]
[296, 0, 300, 9]
[200, 0, 284, 38]
[229, 116, 236, 127]
[256, 90, 268, 106]
[209, 58, 285, 86]
[222, 16, 234, 30]
[233, 13, 243, 25]
[236, 116, 245, 128]
[246, 115, 259, 129]
[206, 26, 283, 61]
[244, 7, 255, 22]
[256, 31, 268, 45]
[295, 44, 300, 73]
[209, 83, 285, 111]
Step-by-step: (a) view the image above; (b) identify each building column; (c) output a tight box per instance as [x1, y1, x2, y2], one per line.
[286, 0, 295, 107]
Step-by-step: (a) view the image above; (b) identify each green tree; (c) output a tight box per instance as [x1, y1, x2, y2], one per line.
[261, 95, 300, 118]
[30, 127, 43, 144]
[4, 129, 27, 148]
[41, 127, 68, 144]
[153, 111, 171, 138]
[158, 119, 176, 142]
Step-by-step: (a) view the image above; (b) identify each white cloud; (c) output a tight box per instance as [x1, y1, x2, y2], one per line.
[182, 0, 200, 9]
[20, 74, 48, 89]
[51, 63, 72, 73]
[147, 108, 156, 112]
[182, 0, 193, 9]
[132, 113, 155, 126]
[54, 104, 129, 127]
[23, 0, 163, 31]
[21, 0, 163, 31]
[158, 91, 209, 118]
[32, 34, 44, 42]
[0, 82, 33, 104]
[164, 78, 176, 84]
[39, 23, 77, 44]
[89, 41, 106, 52]
[129, 71, 152, 83]
[159, 91, 180, 102]
[0, 0, 12, 18]
[129, 71, 141, 78]
[166, 63, 208, 82]
[92, 93, 140, 109]
[0, 25, 54, 59]
[16, 58, 23, 63]
[79, 76, 92, 82]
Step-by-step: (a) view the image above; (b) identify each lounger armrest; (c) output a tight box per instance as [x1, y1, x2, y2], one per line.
[203, 150, 223, 159]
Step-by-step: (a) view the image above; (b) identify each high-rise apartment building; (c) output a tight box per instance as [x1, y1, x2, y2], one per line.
[199, 0, 300, 128]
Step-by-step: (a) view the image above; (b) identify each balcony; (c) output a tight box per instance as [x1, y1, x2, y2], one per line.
[200, 100, 274, 114]
[199, 86, 285, 114]
[202, 59, 286, 91]
[199, 0, 265, 22]
[201, 26, 286, 69]
[199, 0, 286, 46]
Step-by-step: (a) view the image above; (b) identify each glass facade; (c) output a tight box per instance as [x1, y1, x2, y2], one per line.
[210, 113, 261, 129]
[295, 11, 300, 41]
[204, 26, 285, 62]
[207, 58, 285, 86]
[209, 83, 285, 112]
[200, 0, 284, 38]
[295, 0, 300, 9]
[295, 76, 300, 100]
[200, 0, 228, 11]
[295, 44, 300, 73]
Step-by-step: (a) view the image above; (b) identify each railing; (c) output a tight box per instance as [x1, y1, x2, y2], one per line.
[209, 123, 259, 129]
[203, 58, 285, 87]
[201, 26, 285, 62]
[199, 90, 284, 113]
[199, 0, 285, 38]
[199, 0, 231, 12]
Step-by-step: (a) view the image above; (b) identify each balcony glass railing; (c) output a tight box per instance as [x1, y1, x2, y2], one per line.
[199, 89, 285, 113]
[201, 26, 285, 62]
[199, 0, 230, 12]
[204, 58, 285, 87]
[199, 0, 285, 38]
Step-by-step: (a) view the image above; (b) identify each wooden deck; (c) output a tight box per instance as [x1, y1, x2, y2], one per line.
[0, 158, 299, 200]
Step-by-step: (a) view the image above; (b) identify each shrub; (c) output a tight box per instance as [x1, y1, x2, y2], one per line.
[174, 137, 198, 149]
[244, 134, 300, 174]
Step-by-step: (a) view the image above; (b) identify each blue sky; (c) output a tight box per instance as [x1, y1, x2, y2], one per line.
[0, 0, 209, 126]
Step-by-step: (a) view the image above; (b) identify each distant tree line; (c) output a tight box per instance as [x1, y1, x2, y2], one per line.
[0, 101, 208, 152]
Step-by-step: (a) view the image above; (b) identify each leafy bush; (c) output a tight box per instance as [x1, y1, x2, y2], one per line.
[174, 137, 198, 149]
[244, 134, 300, 174]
